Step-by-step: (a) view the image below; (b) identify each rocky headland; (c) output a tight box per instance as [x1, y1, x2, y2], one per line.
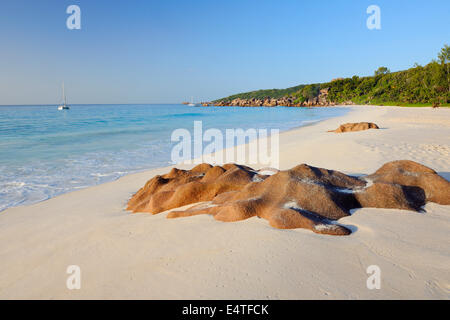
[205, 88, 354, 107]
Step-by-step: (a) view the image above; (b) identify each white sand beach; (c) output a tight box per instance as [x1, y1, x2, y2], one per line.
[0, 105, 449, 299]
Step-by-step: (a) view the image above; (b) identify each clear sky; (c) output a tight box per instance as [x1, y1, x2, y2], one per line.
[0, 0, 448, 105]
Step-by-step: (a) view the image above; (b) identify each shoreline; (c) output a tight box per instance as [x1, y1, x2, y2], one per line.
[0, 106, 349, 213]
[0, 105, 449, 299]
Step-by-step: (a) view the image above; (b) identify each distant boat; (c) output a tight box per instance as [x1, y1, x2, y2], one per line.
[58, 82, 70, 110]
[187, 97, 197, 107]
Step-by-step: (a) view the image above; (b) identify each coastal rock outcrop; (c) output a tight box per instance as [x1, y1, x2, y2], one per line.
[127, 161, 450, 236]
[329, 122, 379, 133]
[211, 88, 342, 107]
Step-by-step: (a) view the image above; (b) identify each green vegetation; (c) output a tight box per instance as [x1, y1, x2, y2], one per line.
[321, 57, 449, 105]
[215, 45, 450, 107]
[374, 66, 390, 76]
[438, 44, 450, 94]
[214, 84, 306, 102]
[291, 84, 321, 104]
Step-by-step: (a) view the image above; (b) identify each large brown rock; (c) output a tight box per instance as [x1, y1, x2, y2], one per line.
[127, 160, 450, 236]
[126, 163, 257, 214]
[329, 122, 379, 133]
[366, 160, 450, 205]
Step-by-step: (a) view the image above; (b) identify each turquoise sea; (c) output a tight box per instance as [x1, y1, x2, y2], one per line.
[0, 104, 348, 211]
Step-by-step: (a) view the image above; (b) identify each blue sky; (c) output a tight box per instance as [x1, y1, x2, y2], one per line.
[0, 0, 448, 104]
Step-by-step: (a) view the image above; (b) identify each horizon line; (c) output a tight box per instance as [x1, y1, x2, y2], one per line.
[0, 103, 189, 107]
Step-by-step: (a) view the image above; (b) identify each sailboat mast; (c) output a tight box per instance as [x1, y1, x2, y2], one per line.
[62, 82, 66, 106]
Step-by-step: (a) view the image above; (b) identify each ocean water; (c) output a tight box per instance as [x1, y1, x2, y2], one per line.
[0, 104, 348, 211]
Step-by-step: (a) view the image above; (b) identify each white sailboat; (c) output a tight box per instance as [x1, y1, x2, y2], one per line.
[187, 97, 197, 107]
[58, 82, 70, 110]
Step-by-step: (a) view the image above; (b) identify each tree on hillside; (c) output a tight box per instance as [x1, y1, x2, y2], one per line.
[374, 66, 390, 76]
[302, 85, 320, 100]
[438, 44, 450, 94]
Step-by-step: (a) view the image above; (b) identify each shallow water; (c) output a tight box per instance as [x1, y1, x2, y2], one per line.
[0, 104, 348, 211]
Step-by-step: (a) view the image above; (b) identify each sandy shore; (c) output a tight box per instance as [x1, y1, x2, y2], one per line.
[0, 106, 449, 299]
